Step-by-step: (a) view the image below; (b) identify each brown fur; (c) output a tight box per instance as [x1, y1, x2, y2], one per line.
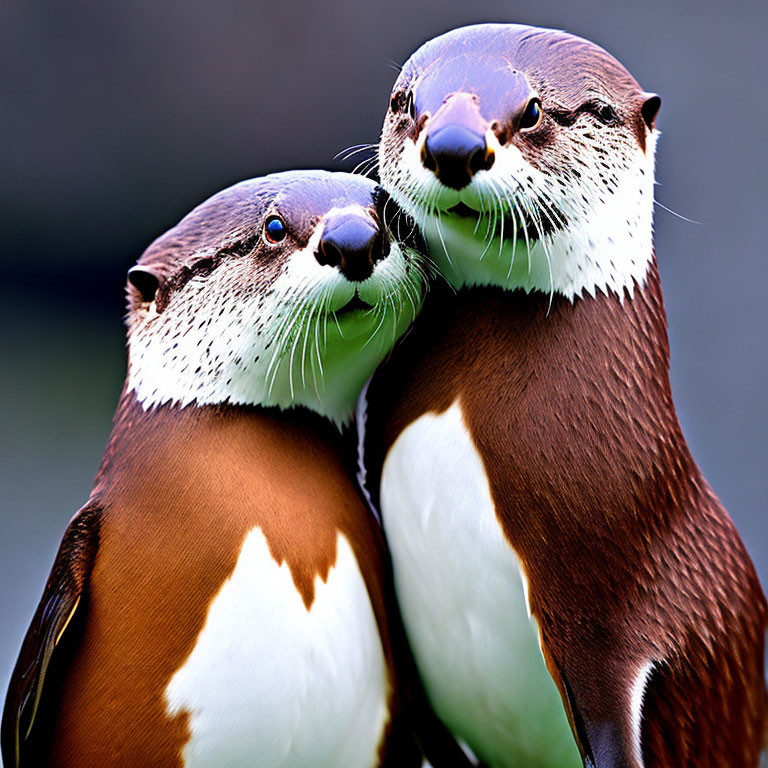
[364, 261, 768, 767]
[3, 393, 421, 767]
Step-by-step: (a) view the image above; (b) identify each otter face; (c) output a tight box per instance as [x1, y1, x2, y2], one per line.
[380, 24, 661, 299]
[125, 171, 426, 424]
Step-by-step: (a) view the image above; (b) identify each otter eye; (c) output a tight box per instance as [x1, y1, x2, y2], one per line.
[405, 91, 416, 120]
[264, 215, 287, 244]
[596, 103, 618, 124]
[519, 98, 543, 131]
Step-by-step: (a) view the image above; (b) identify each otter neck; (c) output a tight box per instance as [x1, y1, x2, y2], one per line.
[91, 392, 384, 619]
[96, 391, 349, 495]
[124, 314, 401, 428]
[369, 256, 698, 541]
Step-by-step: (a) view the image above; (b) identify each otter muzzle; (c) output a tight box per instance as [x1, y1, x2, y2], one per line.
[420, 93, 494, 190]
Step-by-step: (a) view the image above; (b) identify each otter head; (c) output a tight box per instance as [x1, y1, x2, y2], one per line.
[125, 171, 426, 424]
[380, 24, 660, 299]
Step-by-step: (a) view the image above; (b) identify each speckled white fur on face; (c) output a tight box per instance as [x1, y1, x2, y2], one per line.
[381, 126, 657, 301]
[127, 208, 425, 425]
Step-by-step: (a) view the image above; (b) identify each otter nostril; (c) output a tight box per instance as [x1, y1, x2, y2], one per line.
[316, 240, 343, 269]
[421, 126, 490, 190]
[317, 216, 381, 282]
[421, 141, 438, 173]
[469, 144, 494, 175]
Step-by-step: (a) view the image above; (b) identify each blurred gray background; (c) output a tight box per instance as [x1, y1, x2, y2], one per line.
[1, 0, 765, 710]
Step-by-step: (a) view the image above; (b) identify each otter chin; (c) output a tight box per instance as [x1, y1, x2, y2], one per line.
[364, 22, 768, 768]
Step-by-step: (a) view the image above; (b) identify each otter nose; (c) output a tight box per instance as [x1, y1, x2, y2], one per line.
[421, 126, 494, 189]
[316, 213, 387, 282]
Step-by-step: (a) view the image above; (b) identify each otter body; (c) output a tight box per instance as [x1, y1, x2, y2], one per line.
[365, 24, 768, 768]
[3, 171, 427, 767]
[33, 404, 397, 768]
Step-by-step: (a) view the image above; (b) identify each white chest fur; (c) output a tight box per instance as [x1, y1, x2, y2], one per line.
[380, 402, 581, 768]
[165, 528, 390, 768]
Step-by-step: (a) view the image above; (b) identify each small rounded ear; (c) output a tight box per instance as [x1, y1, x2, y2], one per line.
[127, 265, 162, 303]
[641, 93, 661, 130]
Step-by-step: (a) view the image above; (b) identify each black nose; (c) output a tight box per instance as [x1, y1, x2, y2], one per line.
[421, 125, 495, 190]
[316, 213, 388, 282]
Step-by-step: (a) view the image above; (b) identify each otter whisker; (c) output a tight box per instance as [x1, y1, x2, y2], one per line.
[490, 181, 507, 264]
[353, 156, 380, 179]
[287, 293, 315, 399]
[300, 289, 322, 392]
[363, 304, 389, 350]
[507, 192, 520, 278]
[519, 196, 534, 277]
[474, 189, 490, 238]
[477, 185, 499, 259]
[302, 283, 329, 393]
[331, 303, 344, 337]
[402, 264, 423, 324]
[435, 210, 454, 269]
[372, 270, 403, 349]
[389, 280, 402, 347]
[266, 276, 315, 400]
[494, 194, 506, 263]
[264, 305, 296, 399]
[281, 300, 306, 400]
[495, 175, 534, 279]
[654, 199, 699, 224]
[313, 284, 331, 380]
[484, 177, 508, 266]
[334, 143, 378, 162]
[518, 184, 555, 309]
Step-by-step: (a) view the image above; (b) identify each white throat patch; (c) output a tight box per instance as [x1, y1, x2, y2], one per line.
[382, 129, 657, 301]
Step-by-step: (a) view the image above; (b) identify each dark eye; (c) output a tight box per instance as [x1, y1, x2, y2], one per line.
[519, 98, 543, 131]
[595, 103, 618, 124]
[264, 215, 287, 244]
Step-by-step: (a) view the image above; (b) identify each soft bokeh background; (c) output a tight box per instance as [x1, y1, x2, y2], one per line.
[1, 0, 766, 710]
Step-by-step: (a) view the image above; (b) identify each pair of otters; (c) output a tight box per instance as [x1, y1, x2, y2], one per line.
[4, 23, 766, 768]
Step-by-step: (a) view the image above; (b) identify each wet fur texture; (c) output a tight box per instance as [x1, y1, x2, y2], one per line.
[366, 274, 768, 767]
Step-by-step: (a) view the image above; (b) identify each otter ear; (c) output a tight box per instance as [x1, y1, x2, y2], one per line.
[640, 93, 661, 130]
[127, 264, 162, 303]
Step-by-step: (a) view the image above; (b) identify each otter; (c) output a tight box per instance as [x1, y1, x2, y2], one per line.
[363, 24, 768, 768]
[3, 171, 430, 767]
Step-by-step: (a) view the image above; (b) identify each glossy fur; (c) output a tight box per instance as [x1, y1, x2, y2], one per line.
[365, 272, 768, 767]
[9, 400, 421, 767]
[369, 23, 768, 768]
[2, 172, 429, 767]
